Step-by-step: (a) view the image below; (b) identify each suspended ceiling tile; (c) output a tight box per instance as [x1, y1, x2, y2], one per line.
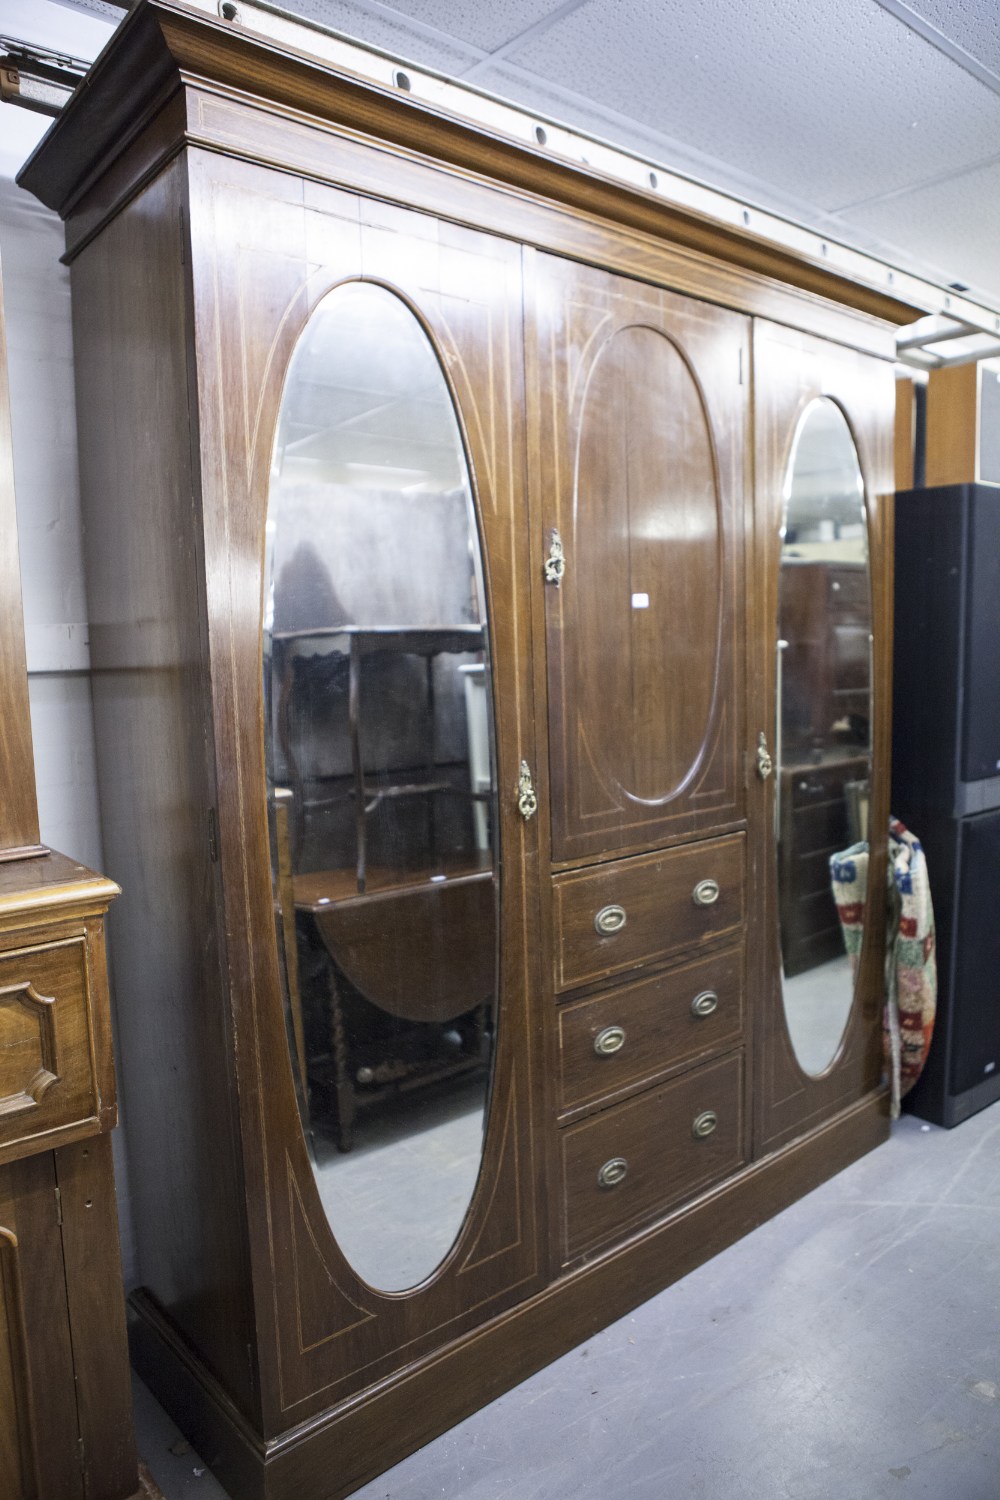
[268, 0, 482, 71]
[0, 0, 116, 57]
[354, 0, 581, 55]
[901, 0, 1000, 73]
[492, 0, 1000, 211]
[842, 154, 1000, 302]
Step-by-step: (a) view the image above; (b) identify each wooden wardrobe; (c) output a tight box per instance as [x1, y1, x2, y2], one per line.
[21, 4, 905, 1496]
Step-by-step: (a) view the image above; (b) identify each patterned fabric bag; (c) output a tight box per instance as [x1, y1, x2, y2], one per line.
[829, 819, 937, 1118]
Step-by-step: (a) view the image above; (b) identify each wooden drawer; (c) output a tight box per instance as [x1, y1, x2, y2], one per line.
[553, 833, 745, 993]
[788, 756, 867, 809]
[557, 944, 744, 1116]
[0, 938, 101, 1163]
[560, 1051, 744, 1262]
[828, 567, 868, 617]
[792, 799, 851, 855]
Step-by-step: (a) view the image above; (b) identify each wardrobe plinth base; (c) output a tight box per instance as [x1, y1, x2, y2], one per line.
[129, 1088, 889, 1500]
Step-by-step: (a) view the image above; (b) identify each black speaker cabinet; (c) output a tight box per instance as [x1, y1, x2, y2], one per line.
[894, 483, 1000, 1126]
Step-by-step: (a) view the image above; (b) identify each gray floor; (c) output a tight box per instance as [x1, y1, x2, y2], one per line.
[135, 1103, 1000, 1500]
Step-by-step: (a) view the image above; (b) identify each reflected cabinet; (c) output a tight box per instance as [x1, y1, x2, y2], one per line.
[21, 5, 900, 1497]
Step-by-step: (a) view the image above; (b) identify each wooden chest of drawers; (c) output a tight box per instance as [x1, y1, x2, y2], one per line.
[559, 1051, 745, 1262]
[556, 943, 744, 1117]
[552, 834, 746, 993]
[552, 835, 748, 1263]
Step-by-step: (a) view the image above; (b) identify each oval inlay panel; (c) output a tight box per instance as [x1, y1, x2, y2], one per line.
[574, 325, 721, 807]
[262, 281, 498, 1293]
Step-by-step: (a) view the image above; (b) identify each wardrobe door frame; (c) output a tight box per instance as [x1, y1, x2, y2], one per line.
[187, 148, 547, 1432]
[526, 250, 751, 868]
[750, 319, 894, 1157]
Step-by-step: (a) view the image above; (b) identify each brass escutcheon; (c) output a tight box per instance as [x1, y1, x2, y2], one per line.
[517, 760, 537, 821]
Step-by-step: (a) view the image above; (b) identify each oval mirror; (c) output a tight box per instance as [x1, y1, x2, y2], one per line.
[775, 398, 871, 1076]
[262, 282, 497, 1292]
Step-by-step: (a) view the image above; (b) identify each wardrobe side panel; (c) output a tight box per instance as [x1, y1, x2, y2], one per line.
[69, 158, 257, 1417]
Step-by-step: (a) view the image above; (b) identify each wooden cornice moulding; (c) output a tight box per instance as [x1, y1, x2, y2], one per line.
[18, 0, 920, 329]
[0, 852, 120, 929]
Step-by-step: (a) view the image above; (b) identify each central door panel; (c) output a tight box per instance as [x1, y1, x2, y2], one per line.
[531, 256, 748, 863]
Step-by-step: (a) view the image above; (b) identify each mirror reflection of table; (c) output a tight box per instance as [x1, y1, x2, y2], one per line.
[291, 856, 496, 1152]
[270, 623, 496, 1152]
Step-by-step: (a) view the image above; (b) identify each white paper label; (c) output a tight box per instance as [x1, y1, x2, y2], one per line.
[631, 592, 650, 609]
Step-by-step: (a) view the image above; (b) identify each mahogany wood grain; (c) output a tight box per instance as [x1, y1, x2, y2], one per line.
[559, 1050, 745, 1262]
[532, 255, 748, 863]
[553, 833, 746, 993]
[0, 938, 101, 1165]
[750, 322, 894, 1156]
[0, 247, 42, 861]
[0, 1224, 35, 1498]
[68, 157, 259, 1422]
[0, 866, 135, 1499]
[894, 375, 915, 491]
[0, 851, 117, 932]
[0, 1151, 82, 1500]
[925, 361, 979, 487]
[130, 1089, 888, 1500]
[55, 1134, 139, 1500]
[557, 943, 744, 1118]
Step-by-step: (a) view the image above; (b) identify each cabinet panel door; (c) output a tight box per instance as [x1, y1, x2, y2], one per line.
[530, 255, 749, 864]
[189, 152, 544, 1427]
[752, 321, 894, 1155]
[0, 1153, 82, 1500]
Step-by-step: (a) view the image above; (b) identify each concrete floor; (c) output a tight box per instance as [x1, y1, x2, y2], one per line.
[135, 1103, 1000, 1500]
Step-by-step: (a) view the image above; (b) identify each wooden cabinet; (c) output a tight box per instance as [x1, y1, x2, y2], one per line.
[0, 247, 139, 1498]
[0, 864, 137, 1500]
[20, 5, 900, 1497]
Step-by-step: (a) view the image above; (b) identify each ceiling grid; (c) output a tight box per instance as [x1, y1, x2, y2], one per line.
[5, 0, 1000, 360]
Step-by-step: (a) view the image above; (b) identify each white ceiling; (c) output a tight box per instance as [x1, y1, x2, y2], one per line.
[3, 0, 999, 309]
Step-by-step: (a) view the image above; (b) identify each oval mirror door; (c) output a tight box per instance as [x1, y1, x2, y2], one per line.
[262, 282, 498, 1292]
[776, 398, 871, 1075]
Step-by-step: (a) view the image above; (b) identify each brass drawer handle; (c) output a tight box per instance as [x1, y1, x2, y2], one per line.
[597, 1156, 628, 1188]
[594, 903, 627, 935]
[692, 1110, 718, 1139]
[593, 1025, 626, 1057]
[690, 989, 719, 1019]
[692, 879, 720, 908]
